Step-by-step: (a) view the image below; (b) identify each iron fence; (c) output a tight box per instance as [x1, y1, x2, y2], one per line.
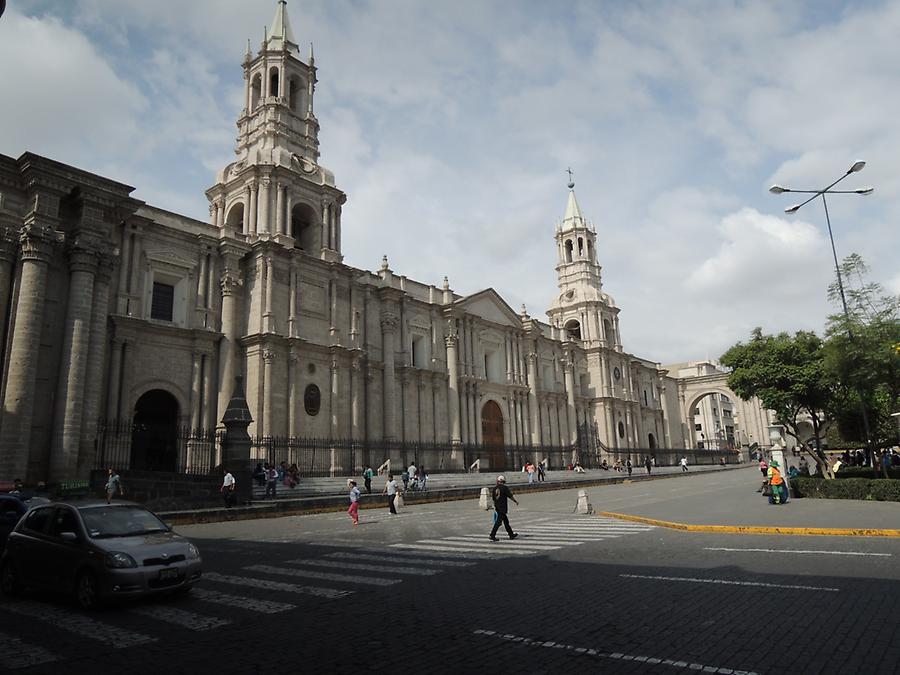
[93, 418, 221, 475]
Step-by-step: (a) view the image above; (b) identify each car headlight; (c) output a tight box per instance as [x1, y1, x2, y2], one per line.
[186, 543, 201, 560]
[105, 552, 138, 569]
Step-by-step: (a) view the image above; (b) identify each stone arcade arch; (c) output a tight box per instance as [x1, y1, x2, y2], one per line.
[130, 389, 180, 472]
[291, 202, 320, 251]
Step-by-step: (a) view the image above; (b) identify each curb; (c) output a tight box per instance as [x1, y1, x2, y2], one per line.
[600, 511, 900, 538]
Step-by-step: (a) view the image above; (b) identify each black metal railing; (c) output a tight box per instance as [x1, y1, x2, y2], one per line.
[93, 419, 221, 475]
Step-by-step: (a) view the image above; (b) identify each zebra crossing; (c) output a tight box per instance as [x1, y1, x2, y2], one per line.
[0, 516, 653, 668]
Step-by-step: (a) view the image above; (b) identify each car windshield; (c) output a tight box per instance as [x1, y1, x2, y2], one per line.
[80, 505, 170, 539]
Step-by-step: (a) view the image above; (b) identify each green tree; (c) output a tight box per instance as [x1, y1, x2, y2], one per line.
[721, 328, 836, 478]
[824, 254, 900, 463]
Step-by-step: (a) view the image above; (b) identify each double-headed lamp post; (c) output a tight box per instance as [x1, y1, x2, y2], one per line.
[769, 160, 875, 455]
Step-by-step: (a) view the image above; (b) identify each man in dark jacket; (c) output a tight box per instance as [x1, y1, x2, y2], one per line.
[489, 475, 519, 541]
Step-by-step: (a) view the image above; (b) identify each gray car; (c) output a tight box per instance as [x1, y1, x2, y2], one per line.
[0, 500, 202, 609]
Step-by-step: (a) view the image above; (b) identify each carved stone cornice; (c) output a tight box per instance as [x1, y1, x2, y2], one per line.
[444, 333, 459, 349]
[20, 223, 62, 264]
[380, 312, 398, 333]
[220, 271, 242, 297]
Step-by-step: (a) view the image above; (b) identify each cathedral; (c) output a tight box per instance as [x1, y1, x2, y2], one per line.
[0, 2, 768, 484]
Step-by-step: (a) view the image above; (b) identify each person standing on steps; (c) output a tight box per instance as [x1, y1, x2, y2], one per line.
[348, 480, 361, 526]
[489, 475, 519, 541]
[644, 456, 652, 475]
[363, 465, 375, 494]
[383, 473, 400, 515]
[680, 456, 689, 472]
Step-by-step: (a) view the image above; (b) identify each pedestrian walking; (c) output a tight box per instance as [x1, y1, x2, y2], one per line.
[527, 461, 536, 485]
[537, 460, 546, 482]
[489, 475, 519, 541]
[348, 480, 361, 525]
[418, 465, 427, 491]
[680, 456, 689, 472]
[626, 458, 633, 477]
[363, 465, 375, 494]
[644, 456, 652, 475]
[105, 468, 123, 504]
[265, 464, 279, 499]
[407, 461, 417, 490]
[221, 468, 236, 508]
[401, 469, 410, 491]
[767, 460, 785, 505]
[383, 473, 400, 515]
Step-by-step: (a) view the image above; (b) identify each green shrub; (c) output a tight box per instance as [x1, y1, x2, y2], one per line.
[833, 466, 900, 480]
[792, 476, 900, 501]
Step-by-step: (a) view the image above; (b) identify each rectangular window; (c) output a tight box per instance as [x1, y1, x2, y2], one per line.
[694, 423, 702, 431]
[151, 282, 175, 321]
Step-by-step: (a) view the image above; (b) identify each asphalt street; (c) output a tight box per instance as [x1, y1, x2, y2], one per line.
[2, 468, 900, 674]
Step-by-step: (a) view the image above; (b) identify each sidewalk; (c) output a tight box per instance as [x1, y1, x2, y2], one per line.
[602, 466, 900, 536]
[158, 463, 734, 526]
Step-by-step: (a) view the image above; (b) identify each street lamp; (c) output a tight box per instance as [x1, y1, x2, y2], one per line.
[769, 160, 875, 456]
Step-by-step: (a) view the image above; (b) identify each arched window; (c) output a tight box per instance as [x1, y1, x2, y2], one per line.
[603, 318, 614, 344]
[564, 239, 573, 263]
[577, 237, 584, 257]
[564, 319, 581, 341]
[269, 67, 280, 98]
[288, 76, 302, 111]
[587, 239, 593, 259]
[251, 74, 262, 110]
[291, 202, 319, 251]
[225, 202, 244, 234]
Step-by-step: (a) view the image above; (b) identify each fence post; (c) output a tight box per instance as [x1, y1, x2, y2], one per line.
[220, 376, 254, 505]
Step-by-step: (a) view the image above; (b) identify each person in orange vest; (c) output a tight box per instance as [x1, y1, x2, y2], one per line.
[767, 460, 785, 504]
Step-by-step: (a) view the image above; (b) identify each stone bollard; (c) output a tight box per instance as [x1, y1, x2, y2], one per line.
[479, 487, 492, 510]
[576, 489, 593, 515]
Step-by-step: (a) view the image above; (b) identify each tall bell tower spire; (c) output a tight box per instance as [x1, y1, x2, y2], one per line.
[547, 172, 622, 351]
[206, 1, 345, 261]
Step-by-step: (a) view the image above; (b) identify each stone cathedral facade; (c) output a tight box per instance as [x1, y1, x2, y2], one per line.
[0, 2, 755, 484]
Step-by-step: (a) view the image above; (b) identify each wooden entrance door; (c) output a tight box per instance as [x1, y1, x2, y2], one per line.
[481, 400, 505, 469]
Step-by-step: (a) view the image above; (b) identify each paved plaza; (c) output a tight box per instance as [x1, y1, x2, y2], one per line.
[3, 467, 900, 674]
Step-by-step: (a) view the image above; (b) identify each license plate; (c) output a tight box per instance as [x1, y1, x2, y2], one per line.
[159, 568, 179, 581]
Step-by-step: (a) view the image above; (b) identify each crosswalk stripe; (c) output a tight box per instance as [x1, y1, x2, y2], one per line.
[524, 525, 651, 531]
[390, 543, 520, 556]
[415, 539, 558, 553]
[204, 571, 352, 599]
[324, 552, 475, 567]
[322, 543, 496, 559]
[191, 587, 296, 613]
[518, 534, 619, 541]
[442, 536, 565, 550]
[0, 631, 59, 669]
[130, 605, 231, 631]
[4, 601, 156, 648]
[245, 564, 402, 587]
[284, 558, 442, 576]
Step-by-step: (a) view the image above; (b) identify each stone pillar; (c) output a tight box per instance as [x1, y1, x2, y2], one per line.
[243, 186, 252, 234]
[526, 353, 540, 446]
[381, 313, 398, 441]
[284, 191, 293, 239]
[196, 253, 208, 328]
[445, 333, 461, 444]
[263, 257, 275, 333]
[351, 356, 361, 440]
[79, 254, 115, 469]
[190, 350, 203, 429]
[275, 183, 285, 235]
[473, 383, 483, 445]
[258, 179, 271, 234]
[658, 379, 672, 448]
[117, 226, 132, 313]
[220, 376, 254, 505]
[288, 261, 298, 337]
[600, 352, 611, 397]
[50, 237, 100, 481]
[215, 199, 225, 230]
[216, 263, 242, 425]
[287, 350, 299, 437]
[1, 225, 57, 481]
[330, 354, 339, 438]
[262, 350, 274, 437]
[248, 184, 258, 235]
[105, 339, 124, 420]
[564, 358, 577, 445]
[614, 315, 622, 350]
[322, 201, 331, 249]
[0, 227, 18, 353]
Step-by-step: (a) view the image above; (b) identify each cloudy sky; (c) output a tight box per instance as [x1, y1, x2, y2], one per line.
[2, 0, 898, 365]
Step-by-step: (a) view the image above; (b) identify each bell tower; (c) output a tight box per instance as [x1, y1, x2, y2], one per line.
[206, 0, 345, 259]
[547, 174, 622, 351]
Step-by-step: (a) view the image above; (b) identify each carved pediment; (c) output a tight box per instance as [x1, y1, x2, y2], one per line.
[455, 289, 522, 328]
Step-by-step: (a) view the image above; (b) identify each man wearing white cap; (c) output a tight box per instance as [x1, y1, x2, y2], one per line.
[489, 475, 519, 541]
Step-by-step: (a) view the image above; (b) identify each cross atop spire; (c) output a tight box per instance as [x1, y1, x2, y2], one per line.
[566, 167, 575, 189]
[266, 0, 298, 52]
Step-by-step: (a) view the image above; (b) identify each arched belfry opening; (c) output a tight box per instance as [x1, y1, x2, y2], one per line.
[481, 400, 505, 470]
[269, 66, 280, 98]
[251, 74, 262, 110]
[564, 319, 582, 341]
[291, 202, 319, 251]
[225, 203, 244, 234]
[131, 389, 180, 472]
[564, 239, 573, 263]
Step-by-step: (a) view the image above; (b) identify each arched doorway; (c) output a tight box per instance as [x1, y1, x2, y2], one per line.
[481, 400, 505, 470]
[648, 432, 657, 449]
[131, 390, 180, 472]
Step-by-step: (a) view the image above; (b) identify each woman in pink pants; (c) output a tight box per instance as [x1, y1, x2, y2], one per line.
[348, 480, 361, 526]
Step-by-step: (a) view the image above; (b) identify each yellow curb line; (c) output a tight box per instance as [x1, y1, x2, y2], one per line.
[600, 511, 900, 538]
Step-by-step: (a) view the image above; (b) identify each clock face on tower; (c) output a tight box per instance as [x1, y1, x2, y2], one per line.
[613, 366, 621, 381]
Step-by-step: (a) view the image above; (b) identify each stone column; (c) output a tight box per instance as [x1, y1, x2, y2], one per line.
[1, 226, 57, 481]
[287, 350, 299, 437]
[0, 227, 18, 352]
[330, 354, 339, 438]
[351, 356, 362, 440]
[215, 199, 225, 230]
[79, 254, 115, 469]
[288, 261, 299, 337]
[196, 253, 208, 328]
[216, 264, 242, 425]
[526, 353, 540, 446]
[322, 201, 331, 249]
[262, 350, 274, 437]
[258, 179, 271, 234]
[50, 236, 99, 481]
[105, 339, 124, 421]
[116, 226, 132, 313]
[243, 186, 252, 234]
[263, 257, 275, 332]
[248, 184, 258, 235]
[381, 313, 398, 441]
[190, 350, 203, 429]
[614, 315, 622, 350]
[275, 183, 285, 235]
[658, 378, 672, 448]
[600, 352, 611, 397]
[473, 383, 482, 445]
[564, 358, 577, 445]
[445, 333, 461, 444]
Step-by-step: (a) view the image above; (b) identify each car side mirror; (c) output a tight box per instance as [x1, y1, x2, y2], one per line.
[60, 531, 78, 542]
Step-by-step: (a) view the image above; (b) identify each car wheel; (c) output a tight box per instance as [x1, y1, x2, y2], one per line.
[0, 559, 22, 597]
[75, 570, 100, 610]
